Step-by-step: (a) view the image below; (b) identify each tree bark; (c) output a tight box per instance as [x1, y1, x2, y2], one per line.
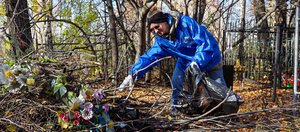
[44, 0, 54, 51]
[252, 0, 269, 80]
[183, 0, 192, 16]
[103, 6, 109, 80]
[193, 0, 206, 24]
[237, 0, 246, 81]
[273, 0, 287, 102]
[5, 0, 33, 58]
[128, 0, 157, 63]
[107, 0, 119, 85]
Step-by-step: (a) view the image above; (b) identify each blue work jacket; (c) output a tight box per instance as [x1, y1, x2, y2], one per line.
[130, 14, 222, 79]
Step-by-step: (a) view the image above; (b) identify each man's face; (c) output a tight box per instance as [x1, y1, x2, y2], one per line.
[149, 22, 170, 37]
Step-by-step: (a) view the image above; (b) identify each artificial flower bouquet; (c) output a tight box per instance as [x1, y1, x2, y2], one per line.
[281, 74, 300, 88]
[57, 88, 115, 131]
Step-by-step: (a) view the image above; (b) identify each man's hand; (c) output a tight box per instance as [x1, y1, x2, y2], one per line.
[119, 75, 133, 91]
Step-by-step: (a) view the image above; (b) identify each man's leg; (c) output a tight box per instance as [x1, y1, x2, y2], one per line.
[207, 68, 227, 87]
[171, 64, 184, 111]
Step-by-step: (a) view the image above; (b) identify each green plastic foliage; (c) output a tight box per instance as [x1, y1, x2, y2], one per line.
[51, 75, 68, 97]
[53, 83, 67, 97]
[67, 91, 76, 100]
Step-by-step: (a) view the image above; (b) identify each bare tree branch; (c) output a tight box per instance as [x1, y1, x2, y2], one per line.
[34, 19, 96, 56]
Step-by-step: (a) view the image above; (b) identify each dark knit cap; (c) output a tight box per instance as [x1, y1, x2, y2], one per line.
[147, 11, 169, 24]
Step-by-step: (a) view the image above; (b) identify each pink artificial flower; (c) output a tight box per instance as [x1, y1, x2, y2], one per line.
[59, 113, 66, 118]
[81, 109, 93, 120]
[282, 74, 286, 78]
[62, 115, 69, 122]
[283, 79, 288, 85]
[74, 111, 81, 119]
[102, 103, 110, 113]
[290, 76, 294, 84]
[73, 120, 80, 126]
[83, 102, 93, 111]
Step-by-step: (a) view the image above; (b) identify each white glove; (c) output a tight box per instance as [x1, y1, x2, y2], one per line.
[190, 62, 199, 68]
[119, 75, 133, 91]
[189, 61, 201, 73]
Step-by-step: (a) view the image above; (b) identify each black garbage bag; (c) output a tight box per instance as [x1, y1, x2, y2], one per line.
[176, 63, 244, 115]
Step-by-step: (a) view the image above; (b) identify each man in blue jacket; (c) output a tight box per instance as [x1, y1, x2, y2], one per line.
[119, 10, 227, 112]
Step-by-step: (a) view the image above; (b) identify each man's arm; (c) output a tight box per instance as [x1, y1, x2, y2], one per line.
[130, 40, 170, 79]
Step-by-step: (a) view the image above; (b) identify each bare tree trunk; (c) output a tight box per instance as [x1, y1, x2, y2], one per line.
[193, 0, 206, 24]
[128, 0, 157, 63]
[103, 4, 109, 80]
[5, 0, 33, 58]
[145, 19, 152, 82]
[183, 0, 192, 16]
[273, 0, 287, 102]
[44, 0, 53, 51]
[115, 0, 130, 77]
[253, 0, 269, 80]
[136, 13, 147, 62]
[107, 0, 119, 85]
[237, 0, 246, 81]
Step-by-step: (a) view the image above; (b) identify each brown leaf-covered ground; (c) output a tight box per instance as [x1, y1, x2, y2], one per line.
[1, 77, 300, 131]
[114, 78, 300, 131]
